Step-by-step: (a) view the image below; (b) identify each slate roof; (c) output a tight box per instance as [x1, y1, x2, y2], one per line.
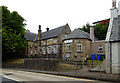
[25, 31, 37, 41]
[64, 29, 98, 41]
[25, 24, 67, 41]
[109, 15, 120, 42]
[41, 24, 66, 40]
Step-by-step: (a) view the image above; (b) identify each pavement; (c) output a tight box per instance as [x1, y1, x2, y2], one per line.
[3, 67, 119, 82]
[2, 69, 110, 83]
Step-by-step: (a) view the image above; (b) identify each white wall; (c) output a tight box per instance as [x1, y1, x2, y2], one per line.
[112, 43, 120, 74]
[118, 1, 120, 15]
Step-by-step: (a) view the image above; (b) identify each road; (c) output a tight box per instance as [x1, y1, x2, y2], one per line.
[1, 69, 112, 83]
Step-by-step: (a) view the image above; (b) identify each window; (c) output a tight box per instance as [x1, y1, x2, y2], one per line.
[53, 45, 58, 54]
[66, 44, 70, 52]
[31, 49, 33, 55]
[53, 39, 57, 43]
[77, 44, 82, 52]
[35, 48, 37, 55]
[43, 41, 46, 45]
[98, 45, 103, 52]
[42, 47, 46, 54]
[48, 46, 51, 54]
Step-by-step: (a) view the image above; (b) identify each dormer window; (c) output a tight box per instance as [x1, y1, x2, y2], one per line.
[98, 45, 103, 52]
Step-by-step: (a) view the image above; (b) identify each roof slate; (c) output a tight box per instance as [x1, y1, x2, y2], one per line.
[110, 15, 120, 42]
[64, 29, 98, 41]
[25, 31, 37, 41]
[25, 24, 67, 41]
[41, 25, 66, 40]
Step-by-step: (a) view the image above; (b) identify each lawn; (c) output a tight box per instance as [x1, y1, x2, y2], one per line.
[87, 60, 103, 67]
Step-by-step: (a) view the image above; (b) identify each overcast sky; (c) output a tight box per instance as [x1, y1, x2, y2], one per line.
[1, 0, 120, 33]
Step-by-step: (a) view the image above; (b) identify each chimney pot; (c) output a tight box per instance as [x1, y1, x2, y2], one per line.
[112, 0, 116, 8]
[46, 27, 49, 31]
[39, 25, 41, 30]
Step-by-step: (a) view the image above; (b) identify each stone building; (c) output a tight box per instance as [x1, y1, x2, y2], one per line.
[25, 23, 71, 58]
[62, 28, 106, 60]
[25, 22, 106, 60]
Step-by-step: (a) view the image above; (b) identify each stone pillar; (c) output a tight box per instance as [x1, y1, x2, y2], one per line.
[90, 26, 94, 42]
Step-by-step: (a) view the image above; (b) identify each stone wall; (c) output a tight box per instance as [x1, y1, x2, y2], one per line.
[3, 58, 59, 71]
[62, 39, 91, 60]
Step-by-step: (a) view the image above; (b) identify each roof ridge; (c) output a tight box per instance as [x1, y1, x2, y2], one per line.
[25, 30, 37, 35]
[42, 24, 66, 34]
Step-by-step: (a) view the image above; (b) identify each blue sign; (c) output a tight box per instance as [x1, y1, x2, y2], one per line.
[66, 54, 70, 58]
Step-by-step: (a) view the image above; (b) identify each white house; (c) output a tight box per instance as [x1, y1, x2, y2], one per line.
[105, 0, 120, 74]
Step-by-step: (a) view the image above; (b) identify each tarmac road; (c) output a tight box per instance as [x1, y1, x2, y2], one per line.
[1, 69, 113, 83]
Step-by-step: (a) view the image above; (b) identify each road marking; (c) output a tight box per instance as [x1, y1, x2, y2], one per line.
[2, 75, 21, 82]
[4, 69, 96, 82]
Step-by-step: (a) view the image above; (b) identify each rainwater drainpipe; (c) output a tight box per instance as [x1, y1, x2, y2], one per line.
[110, 43, 112, 73]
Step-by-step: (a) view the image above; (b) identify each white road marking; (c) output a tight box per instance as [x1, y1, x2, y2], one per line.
[2, 75, 20, 82]
[2, 69, 96, 82]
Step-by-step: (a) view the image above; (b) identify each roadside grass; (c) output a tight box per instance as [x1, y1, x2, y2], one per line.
[87, 60, 103, 67]
[58, 63, 81, 71]
[3, 59, 24, 64]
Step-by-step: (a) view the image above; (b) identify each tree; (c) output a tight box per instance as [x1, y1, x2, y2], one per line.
[79, 23, 90, 33]
[2, 6, 26, 59]
[79, 22, 109, 40]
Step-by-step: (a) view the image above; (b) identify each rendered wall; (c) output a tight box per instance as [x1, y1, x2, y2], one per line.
[112, 42, 120, 74]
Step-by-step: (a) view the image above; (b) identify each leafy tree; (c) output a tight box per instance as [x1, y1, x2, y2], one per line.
[2, 6, 26, 59]
[79, 23, 90, 33]
[79, 22, 109, 40]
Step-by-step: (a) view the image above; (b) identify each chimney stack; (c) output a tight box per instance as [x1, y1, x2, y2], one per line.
[110, 0, 118, 18]
[112, 0, 116, 8]
[38, 25, 41, 41]
[90, 26, 94, 42]
[46, 27, 49, 31]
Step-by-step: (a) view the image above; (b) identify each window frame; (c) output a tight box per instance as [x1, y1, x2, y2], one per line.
[98, 45, 103, 52]
[66, 43, 71, 52]
[53, 45, 57, 54]
[42, 47, 46, 54]
[48, 46, 51, 54]
[77, 44, 82, 52]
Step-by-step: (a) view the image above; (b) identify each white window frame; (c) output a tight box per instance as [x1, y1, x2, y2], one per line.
[98, 45, 103, 52]
[77, 44, 82, 52]
[42, 47, 46, 54]
[53, 45, 58, 54]
[66, 43, 70, 52]
[31, 49, 33, 55]
[43, 41, 46, 45]
[48, 46, 51, 54]
[35, 48, 37, 55]
[53, 39, 57, 43]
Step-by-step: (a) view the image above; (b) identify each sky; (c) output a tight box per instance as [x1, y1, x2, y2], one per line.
[1, 0, 120, 33]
